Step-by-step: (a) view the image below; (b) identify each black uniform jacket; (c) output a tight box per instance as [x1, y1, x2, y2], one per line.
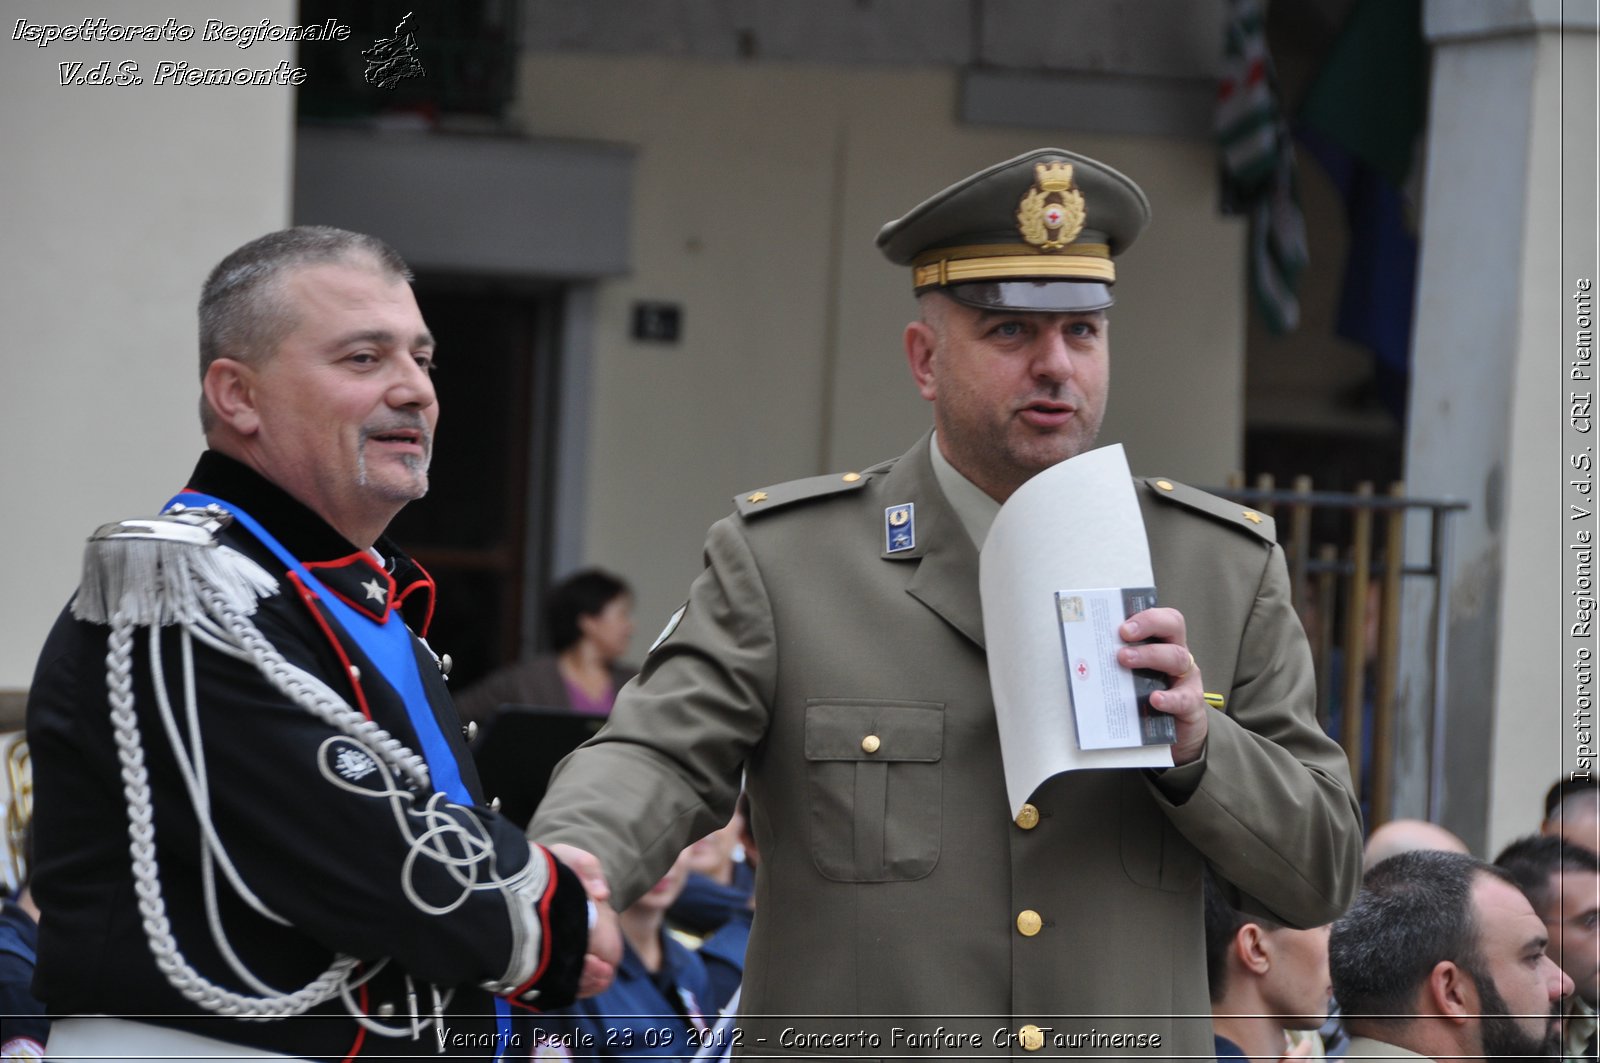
[27, 452, 587, 1060]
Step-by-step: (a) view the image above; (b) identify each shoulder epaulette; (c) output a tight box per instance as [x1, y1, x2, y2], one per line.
[734, 469, 872, 519]
[1141, 477, 1277, 544]
[71, 508, 277, 626]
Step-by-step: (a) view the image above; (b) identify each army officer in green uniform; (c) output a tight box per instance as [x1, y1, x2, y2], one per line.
[530, 148, 1362, 1058]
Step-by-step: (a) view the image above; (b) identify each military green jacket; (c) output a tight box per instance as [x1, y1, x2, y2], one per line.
[531, 432, 1361, 1059]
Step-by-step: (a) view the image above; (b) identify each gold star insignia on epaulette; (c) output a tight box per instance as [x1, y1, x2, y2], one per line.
[747, 491, 768, 504]
[1242, 510, 1262, 524]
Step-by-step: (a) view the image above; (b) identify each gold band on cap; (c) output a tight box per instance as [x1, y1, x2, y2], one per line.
[913, 242, 1111, 266]
[911, 242, 1114, 289]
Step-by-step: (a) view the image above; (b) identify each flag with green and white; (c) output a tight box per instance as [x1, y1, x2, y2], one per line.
[1216, 0, 1307, 334]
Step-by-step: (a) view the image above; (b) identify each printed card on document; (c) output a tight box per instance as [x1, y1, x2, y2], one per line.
[1056, 587, 1175, 749]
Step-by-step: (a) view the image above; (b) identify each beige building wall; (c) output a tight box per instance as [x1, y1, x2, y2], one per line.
[515, 54, 1248, 635]
[1486, 25, 1598, 857]
[0, 0, 295, 690]
[1407, 2, 1598, 856]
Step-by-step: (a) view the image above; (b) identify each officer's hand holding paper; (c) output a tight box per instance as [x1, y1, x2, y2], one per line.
[981, 444, 1199, 818]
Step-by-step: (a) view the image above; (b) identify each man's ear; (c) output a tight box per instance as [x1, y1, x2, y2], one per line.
[1427, 960, 1476, 1025]
[202, 358, 261, 436]
[1232, 924, 1272, 976]
[904, 321, 937, 402]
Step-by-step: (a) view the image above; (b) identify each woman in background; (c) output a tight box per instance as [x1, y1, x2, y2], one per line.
[454, 568, 636, 724]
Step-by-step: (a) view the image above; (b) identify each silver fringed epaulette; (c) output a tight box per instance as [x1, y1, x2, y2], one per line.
[71, 506, 278, 626]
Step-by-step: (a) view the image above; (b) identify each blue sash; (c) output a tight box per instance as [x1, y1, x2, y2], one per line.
[170, 492, 511, 1052]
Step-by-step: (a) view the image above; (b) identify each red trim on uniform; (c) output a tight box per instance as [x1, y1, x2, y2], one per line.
[286, 571, 374, 722]
[304, 554, 395, 624]
[505, 847, 560, 999]
[341, 978, 370, 1062]
[395, 559, 437, 637]
[535, 845, 558, 979]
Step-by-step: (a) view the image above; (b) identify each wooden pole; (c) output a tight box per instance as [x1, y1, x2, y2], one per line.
[1370, 481, 1407, 828]
[1340, 483, 1375, 798]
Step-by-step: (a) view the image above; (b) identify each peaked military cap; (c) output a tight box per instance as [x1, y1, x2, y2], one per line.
[876, 147, 1151, 313]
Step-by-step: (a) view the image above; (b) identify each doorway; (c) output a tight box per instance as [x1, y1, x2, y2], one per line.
[387, 277, 565, 689]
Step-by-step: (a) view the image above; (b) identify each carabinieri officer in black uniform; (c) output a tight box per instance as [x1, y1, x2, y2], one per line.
[26, 227, 620, 1061]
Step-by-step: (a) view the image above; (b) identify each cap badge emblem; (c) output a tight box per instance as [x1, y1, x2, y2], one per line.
[1017, 162, 1086, 251]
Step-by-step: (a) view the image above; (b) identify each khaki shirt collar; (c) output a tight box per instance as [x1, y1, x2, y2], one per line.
[1341, 1035, 1438, 1062]
[928, 431, 1001, 550]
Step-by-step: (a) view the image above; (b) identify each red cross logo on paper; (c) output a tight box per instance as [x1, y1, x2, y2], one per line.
[1075, 659, 1089, 679]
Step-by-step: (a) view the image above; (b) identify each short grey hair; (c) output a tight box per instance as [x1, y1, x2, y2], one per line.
[197, 226, 413, 431]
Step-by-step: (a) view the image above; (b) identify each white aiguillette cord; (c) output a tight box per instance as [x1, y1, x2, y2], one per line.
[81, 508, 542, 1041]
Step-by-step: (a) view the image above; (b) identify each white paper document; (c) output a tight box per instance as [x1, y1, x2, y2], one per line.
[979, 444, 1173, 818]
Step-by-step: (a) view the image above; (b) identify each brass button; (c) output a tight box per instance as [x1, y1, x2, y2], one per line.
[842, 472, 862, 482]
[861, 734, 881, 754]
[1155, 479, 1174, 491]
[1016, 909, 1043, 936]
[1014, 803, 1040, 830]
[1019, 1024, 1045, 1051]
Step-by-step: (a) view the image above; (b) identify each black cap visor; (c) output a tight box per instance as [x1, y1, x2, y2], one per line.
[941, 280, 1114, 313]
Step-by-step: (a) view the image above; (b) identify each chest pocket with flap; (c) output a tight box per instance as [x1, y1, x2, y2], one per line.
[804, 699, 944, 882]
